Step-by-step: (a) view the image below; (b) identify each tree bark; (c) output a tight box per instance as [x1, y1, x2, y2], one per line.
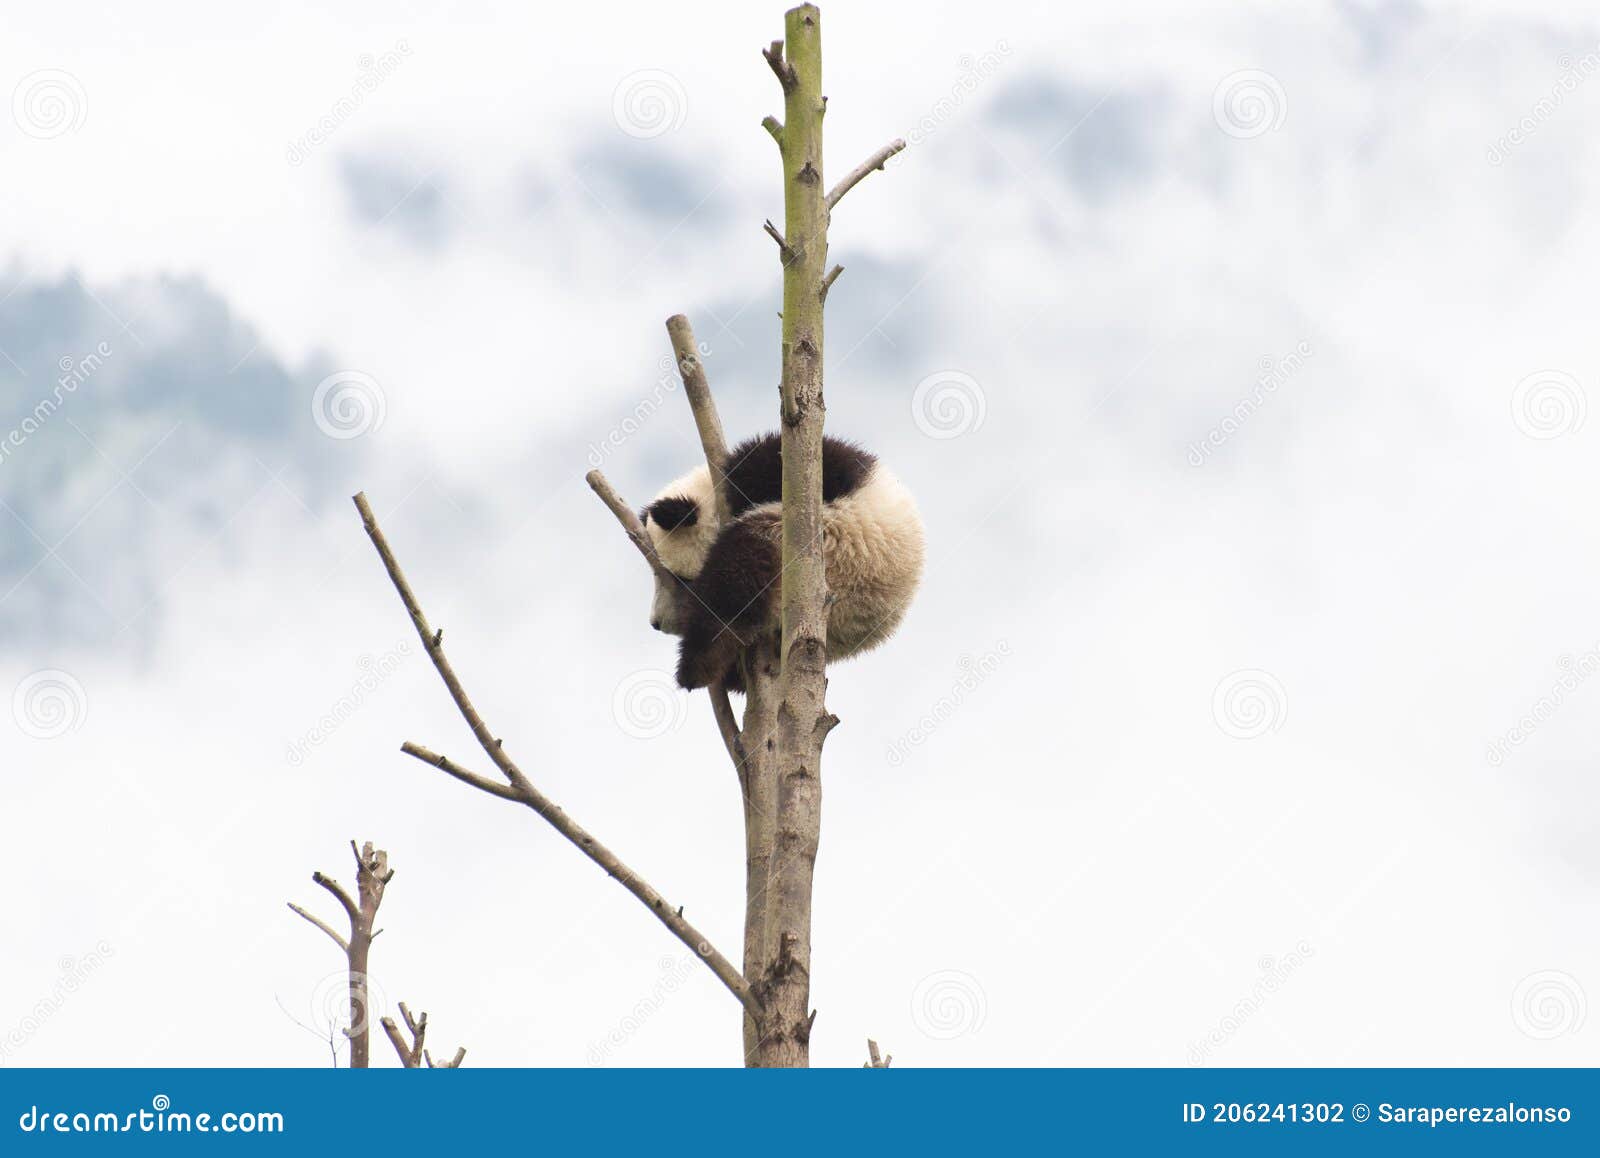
[738, 637, 781, 1062]
[748, 2, 836, 1069]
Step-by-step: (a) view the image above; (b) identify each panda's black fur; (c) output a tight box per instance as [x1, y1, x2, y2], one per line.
[643, 433, 877, 691]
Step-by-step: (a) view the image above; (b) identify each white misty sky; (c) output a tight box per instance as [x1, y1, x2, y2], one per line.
[1, 0, 1597, 1066]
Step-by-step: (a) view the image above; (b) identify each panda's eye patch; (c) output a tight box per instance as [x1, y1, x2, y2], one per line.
[645, 495, 700, 530]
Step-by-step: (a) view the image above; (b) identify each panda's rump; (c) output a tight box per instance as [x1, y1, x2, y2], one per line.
[821, 466, 925, 659]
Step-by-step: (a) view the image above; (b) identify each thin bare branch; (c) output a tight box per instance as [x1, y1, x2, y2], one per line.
[311, 872, 359, 925]
[825, 139, 905, 210]
[287, 902, 349, 953]
[274, 993, 341, 1067]
[709, 684, 748, 781]
[762, 40, 795, 92]
[820, 263, 843, 301]
[401, 741, 524, 802]
[380, 1017, 417, 1067]
[663, 316, 753, 786]
[665, 315, 734, 526]
[583, 472, 674, 585]
[763, 219, 793, 263]
[354, 492, 761, 1021]
[761, 115, 784, 146]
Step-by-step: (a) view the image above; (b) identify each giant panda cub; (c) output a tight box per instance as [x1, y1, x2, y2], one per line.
[641, 432, 924, 691]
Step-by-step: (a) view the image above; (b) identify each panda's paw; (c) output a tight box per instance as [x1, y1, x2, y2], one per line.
[677, 629, 739, 691]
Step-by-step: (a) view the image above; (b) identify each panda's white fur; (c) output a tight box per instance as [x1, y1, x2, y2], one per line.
[642, 433, 923, 690]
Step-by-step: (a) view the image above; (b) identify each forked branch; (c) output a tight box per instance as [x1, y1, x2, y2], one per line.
[381, 1002, 467, 1069]
[289, 840, 393, 1067]
[353, 493, 759, 1021]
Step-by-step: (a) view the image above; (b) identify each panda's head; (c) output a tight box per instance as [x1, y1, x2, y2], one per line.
[640, 464, 717, 634]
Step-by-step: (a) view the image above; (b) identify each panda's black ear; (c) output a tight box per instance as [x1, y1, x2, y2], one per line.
[645, 495, 699, 531]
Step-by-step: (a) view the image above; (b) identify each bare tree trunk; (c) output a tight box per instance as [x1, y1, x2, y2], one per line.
[738, 638, 781, 1061]
[289, 840, 392, 1068]
[747, 3, 835, 1069]
[743, 4, 902, 1066]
